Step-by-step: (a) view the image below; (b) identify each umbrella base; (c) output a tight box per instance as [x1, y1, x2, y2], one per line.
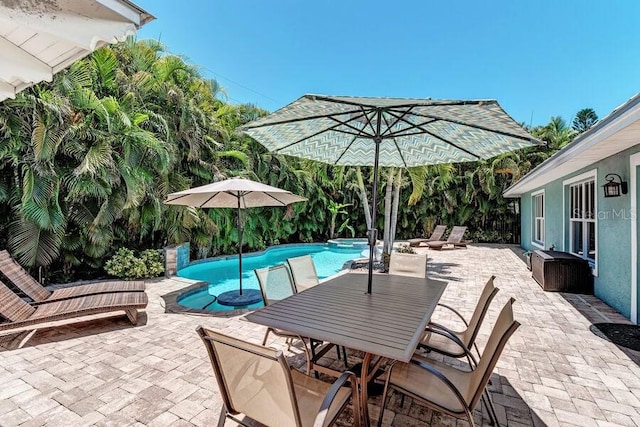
[217, 289, 263, 307]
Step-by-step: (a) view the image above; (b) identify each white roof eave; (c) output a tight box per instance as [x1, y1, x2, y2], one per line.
[0, 0, 154, 103]
[504, 93, 640, 197]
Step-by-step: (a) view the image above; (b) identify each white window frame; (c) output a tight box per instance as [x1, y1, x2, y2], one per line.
[531, 190, 545, 249]
[563, 169, 598, 276]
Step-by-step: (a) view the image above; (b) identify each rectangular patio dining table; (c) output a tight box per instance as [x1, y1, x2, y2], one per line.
[244, 271, 447, 426]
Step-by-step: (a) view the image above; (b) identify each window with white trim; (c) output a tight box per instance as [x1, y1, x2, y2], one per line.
[569, 179, 596, 265]
[532, 192, 544, 246]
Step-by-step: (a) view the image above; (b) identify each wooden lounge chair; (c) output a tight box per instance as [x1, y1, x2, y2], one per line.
[0, 278, 148, 332]
[407, 225, 447, 247]
[0, 250, 145, 304]
[419, 276, 499, 364]
[388, 252, 427, 278]
[426, 226, 470, 250]
[378, 298, 520, 427]
[286, 254, 320, 291]
[197, 327, 361, 427]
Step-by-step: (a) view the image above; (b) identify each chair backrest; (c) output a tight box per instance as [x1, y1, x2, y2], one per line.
[461, 275, 499, 347]
[446, 226, 467, 243]
[0, 279, 36, 322]
[467, 298, 520, 410]
[286, 255, 319, 291]
[388, 253, 427, 278]
[0, 250, 51, 302]
[255, 264, 297, 306]
[197, 326, 303, 426]
[429, 225, 447, 241]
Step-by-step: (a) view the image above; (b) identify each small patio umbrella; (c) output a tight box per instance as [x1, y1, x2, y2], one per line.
[165, 178, 306, 306]
[241, 94, 541, 293]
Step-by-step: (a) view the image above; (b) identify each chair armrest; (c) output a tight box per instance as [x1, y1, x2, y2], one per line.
[418, 324, 479, 368]
[314, 371, 359, 427]
[424, 323, 468, 350]
[435, 303, 469, 327]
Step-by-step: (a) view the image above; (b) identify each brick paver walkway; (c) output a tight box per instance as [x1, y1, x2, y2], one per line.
[0, 244, 639, 426]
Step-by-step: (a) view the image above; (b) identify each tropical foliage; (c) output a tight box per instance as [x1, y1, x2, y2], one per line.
[0, 38, 594, 282]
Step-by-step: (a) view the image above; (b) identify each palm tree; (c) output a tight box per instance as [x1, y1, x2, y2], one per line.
[534, 116, 576, 150]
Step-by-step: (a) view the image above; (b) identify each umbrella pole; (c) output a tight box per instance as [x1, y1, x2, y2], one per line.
[237, 199, 243, 295]
[367, 137, 382, 294]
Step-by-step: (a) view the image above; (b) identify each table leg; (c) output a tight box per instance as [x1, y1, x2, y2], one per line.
[360, 352, 373, 426]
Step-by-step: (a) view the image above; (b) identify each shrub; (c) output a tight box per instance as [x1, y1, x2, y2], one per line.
[140, 249, 165, 277]
[105, 248, 164, 280]
[396, 244, 417, 254]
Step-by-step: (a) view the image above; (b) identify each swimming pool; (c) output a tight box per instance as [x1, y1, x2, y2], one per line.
[177, 243, 363, 312]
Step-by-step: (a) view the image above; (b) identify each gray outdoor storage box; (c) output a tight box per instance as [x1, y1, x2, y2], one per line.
[531, 250, 593, 294]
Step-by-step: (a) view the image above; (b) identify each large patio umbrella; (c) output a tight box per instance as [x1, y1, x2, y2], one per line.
[0, 0, 154, 102]
[241, 94, 540, 293]
[165, 178, 306, 306]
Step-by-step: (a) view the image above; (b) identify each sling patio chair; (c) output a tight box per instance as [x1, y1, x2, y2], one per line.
[287, 255, 350, 364]
[0, 278, 148, 332]
[418, 275, 499, 365]
[197, 327, 361, 427]
[407, 225, 447, 247]
[377, 298, 520, 427]
[426, 226, 471, 250]
[286, 254, 320, 291]
[255, 264, 313, 374]
[0, 250, 145, 304]
[388, 252, 428, 278]
[256, 264, 347, 376]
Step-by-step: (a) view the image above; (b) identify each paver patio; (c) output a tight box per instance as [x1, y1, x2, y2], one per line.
[0, 244, 639, 426]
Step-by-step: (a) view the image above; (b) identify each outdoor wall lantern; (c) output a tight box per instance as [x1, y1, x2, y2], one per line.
[602, 173, 628, 198]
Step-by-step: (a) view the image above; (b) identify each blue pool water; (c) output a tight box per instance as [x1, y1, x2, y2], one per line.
[177, 243, 362, 311]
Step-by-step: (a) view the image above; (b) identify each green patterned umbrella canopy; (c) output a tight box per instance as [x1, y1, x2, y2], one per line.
[241, 94, 539, 167]
[241, 94, 540, 293]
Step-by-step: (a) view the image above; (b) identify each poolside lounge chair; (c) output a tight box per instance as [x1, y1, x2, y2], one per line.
[419, 276, 499, 364]
[377, 299, 520, 427]
[197, 327, 361, 427]
[286, 254, 320, 291]
[0, 250, 145, 304]
[0, 278, 148, 331]
[426, 226, 470, 250]
[407, 225, 447, 247]
[388, 252, 427, 278]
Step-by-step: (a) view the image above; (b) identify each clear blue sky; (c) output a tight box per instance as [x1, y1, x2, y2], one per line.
[135, 1, 640, 126]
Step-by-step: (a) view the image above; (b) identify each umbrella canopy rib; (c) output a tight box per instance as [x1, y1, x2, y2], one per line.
[381, 113, 410, 168]
[406, 111, 535, 142]
[274, 118, 365, 153]
[334, 134, 360, 166]
[308, 94, 488, 109]
[199, 192, 226, 208]
[245, 108, 365, 129]
[380, 106, 419, 138]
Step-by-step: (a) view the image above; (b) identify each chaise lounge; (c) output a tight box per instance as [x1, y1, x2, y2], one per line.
[0, 279, 148, 331]
[0, 250, 145, 304]
[426, 226, 471, 250]
[407, 225, 447, 247]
